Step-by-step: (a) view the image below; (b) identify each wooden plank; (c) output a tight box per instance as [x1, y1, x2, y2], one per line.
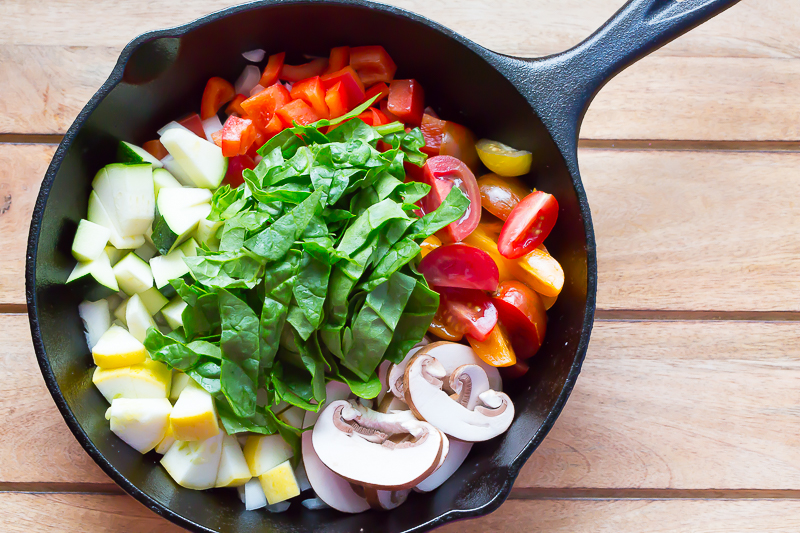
[6, 312, 800, 489]
[1, 3, 800, 139]
[8, 144, 800, 311]
[3, 494, 800, 532]
[1, 0, 796, 58]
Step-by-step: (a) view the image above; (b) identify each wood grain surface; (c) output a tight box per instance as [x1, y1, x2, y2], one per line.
[3, 0, 800, 531]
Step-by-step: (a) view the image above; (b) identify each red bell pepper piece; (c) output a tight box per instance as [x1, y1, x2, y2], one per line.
[380, 100, 402, 123]
[387, 79, 425, 127]
[324, 81, 349, 119]
[280, 58, 329, 82]
[321, 66, 366, 107]
[220, 115, 257, 157]
[357, 108, 389, 126]
[200, 77, 235, 120]
[224, 154, 257, 188]
[349, 45, 397, 86]
[240, 84, 291, 133]
[178, 113, 206, 138]
[325, 46, 350, 75]
[225, 94, 248, 116]
[264, 114, 287, 138]
[290, 76, 330, 119]
[277, 99, 321, 126]
[260, 52, 285, 87]
[420, 113, 446, 156]
[142, 139, 168, 160]
[364, 82, 390, 105]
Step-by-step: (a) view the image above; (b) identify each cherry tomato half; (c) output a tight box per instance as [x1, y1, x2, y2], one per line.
[493, 280, 547, 360]
[467, 321, 516, 367]
[420, 155, 481, 243]
[499, 360, 530, 380]
[434, 286, 498, 342]
[420, 113, 446, 156]
[512, 246, 565, 298]
[498, 191, 559, 259]
[419, 235, 441, 258]
[478, 173, 531, 221]
[461, 225, 515, 284]
[476, 138, 533, 177]
[427, 316, 463, 342]
[440, 121, 480, 173]
[419, 243, 499, 292]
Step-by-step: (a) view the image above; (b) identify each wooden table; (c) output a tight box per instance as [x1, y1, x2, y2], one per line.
[2, 0, 799, 530]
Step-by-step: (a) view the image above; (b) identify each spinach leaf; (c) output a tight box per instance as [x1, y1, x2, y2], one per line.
[334, 368, 382, 400]
[185, 248, 266, 289]
[383, 278, 440, 364]
[245, 190, 323, 260]
[292, 251, 331, 330]
[406, 186, 470, 239]
[218, 289, 260, 418]
[361, 237, 421, 292]
[336, 199, 410, 256]
[259, 250, 303, 370]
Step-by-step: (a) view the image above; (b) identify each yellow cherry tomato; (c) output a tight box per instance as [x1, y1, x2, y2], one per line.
[467, 322, 516, 367]
[428, 316, 463, 342]
[510, 246, 564, 298]
[420, 235, 441, 258]
[477, 173, 531, 221]
[475, 139, 533, 177]
[538, 292, 558, 310]
[461, 225, 515, 283]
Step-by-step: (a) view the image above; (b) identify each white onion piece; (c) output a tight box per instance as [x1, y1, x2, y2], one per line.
[235, 65, 262, 96]
[157, 121, 192, 137]
[302, 497, 330, 511]
[201, 116, 224, 142]
[242, 49, 266, 62]
[266, 501, 291, 513]
[282, 82, 293, 92]
[249, 84, 266, 97]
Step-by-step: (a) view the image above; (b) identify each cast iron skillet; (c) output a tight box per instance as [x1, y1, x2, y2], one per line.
[26, 0, 740, 531]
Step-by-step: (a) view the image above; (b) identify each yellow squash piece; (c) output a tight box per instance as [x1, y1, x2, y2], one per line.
[475, 139, 533, 177]
[259, 459, 301, 505]
[243, 434, 294, 477]
[92, 325, 147, 369]
[169, 381, 220, 441]
[215, 434, 253, 488]
[155, 424, 176, 454]
[92, 357, 172, 403]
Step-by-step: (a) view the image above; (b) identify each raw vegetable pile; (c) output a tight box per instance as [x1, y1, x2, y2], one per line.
[66, 44, 565, 513]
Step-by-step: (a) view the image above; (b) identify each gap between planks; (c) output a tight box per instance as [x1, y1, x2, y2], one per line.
[5, 483, 800, 501]
[4, 134, 800, 153]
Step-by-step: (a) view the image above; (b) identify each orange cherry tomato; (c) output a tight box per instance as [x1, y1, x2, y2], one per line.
[477, 173, 531, 221]
[493, 280, 546, 359]
[419, 235, 441, 258]
[538, 292, 558, 310]
[200, 77, 236, 120]
[427, 316, 463, 342]
[510, 246, 565, 298]
[467, 321, 516, 367]
[479, 211, 506, 237]
[461, 225, 515, 284]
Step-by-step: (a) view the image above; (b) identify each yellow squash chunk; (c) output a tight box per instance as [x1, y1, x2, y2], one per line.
[155, 424, 176, 454]
[92, 325, 147, 369]
[243, 434, 294, 477]
[169, 381, 220, 441]
[215, 434, 253, 488]
[92, 357, 172, 403]
[259, 460, 300, 505]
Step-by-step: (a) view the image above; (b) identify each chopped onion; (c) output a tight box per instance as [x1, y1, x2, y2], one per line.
[282, 81, 293, 92]
[242, 49, 266, 62]
[201, 116, 224, 142]
[294, 462, 311, 493]
[254, 155, 263, 164]
[156, 121, 192, 137]
[301, 497, 330, 511]
[235, 65, 261, 96]
[266, 501, 291, 513]
[249, 84, 266, 97]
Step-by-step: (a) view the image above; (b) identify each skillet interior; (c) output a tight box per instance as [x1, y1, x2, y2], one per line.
[28, 2, 592, 531]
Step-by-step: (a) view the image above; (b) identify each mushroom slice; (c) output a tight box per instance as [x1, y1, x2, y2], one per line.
[404, 354, 515, 442]
[312, 400, 443, 490]
[301, 431, 369, 514]
[302, 380, 352, 429]
[376, 360, 392, 405]
[415, 437, 473, 492]
[449, 364, 492, 411]
[390, 342, 502, 398]
[363, 487, 412, 510]
[376, 393, 409, 414]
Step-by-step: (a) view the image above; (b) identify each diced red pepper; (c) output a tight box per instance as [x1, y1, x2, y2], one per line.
[387, 79, 425, 127]
[324, 81, 349, 119]
[225, 94, 248, 116]
[325, 46, 350, 75]
[423, 106, 439, 118]
[364, 82, 390, 105]
[247, 129, 268, 159]
[321, 66, 366, 107]
[290, 76, 330, 119]
[280, 58, 329, 82]
[224, 154, 257, 188]
[178, 113, 206, 138]
[142, 139, 168, 160]
[357, 108, 389, 126]
[240, 83, 291, 133]
[220, 115, 257, 157]
[380, 100, 402, 123]
[349, 46, 397, 86]
[264, 114, 287, 138]
[277, 99, 321, 126]
[420, 113, 446, 156]
[200, 77, 235, 120]
[260, 52, 285, 87]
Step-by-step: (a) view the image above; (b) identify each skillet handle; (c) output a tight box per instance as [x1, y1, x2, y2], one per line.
[518, 0, 742, 173]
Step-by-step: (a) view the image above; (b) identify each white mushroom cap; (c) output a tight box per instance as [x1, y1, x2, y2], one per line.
[376, 360, 391, 405]
[389, 342, 502, 399]
[449, 364, 492, 411]
[415, 437, 473, 492]
[312, 400, 443, 490]
[302, 380, 352, 429]
[301, 431, 369, 514]
[404, 354, 514, 442]
[377, 394, 409, 414]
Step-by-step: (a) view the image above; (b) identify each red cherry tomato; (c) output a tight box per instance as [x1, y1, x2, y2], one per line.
[224, 154, 256, 188]
[419, 244, 499, 292]
[440, 121, 480, 173]
[499, 360, 530, 380]
[349, 45, 397, 86]
[492, 280, 547, 360]
[420, 155, 481, 242]
[498, 191, 559, 259]
[434, 286, 498, 342]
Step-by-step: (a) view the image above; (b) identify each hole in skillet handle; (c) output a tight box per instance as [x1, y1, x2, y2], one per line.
[123, 37, 182, 85]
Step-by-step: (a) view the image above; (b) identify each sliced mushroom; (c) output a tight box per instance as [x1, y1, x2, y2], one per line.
[389, 342, 502, 399]
[404, 354, 514, 442]
[376, 393, 409, 414]
[449, 364, 492, 411]
[302, 380, 352, 429]
[363, 487, 412, 510]
[312, 400, 444, 490]
[376, 360, 391, 405]
[301, 431, 369, 514]
[415, 437, 473, 492]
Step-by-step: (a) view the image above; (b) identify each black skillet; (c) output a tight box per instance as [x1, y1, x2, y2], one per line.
[26, 0, 740, 531]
